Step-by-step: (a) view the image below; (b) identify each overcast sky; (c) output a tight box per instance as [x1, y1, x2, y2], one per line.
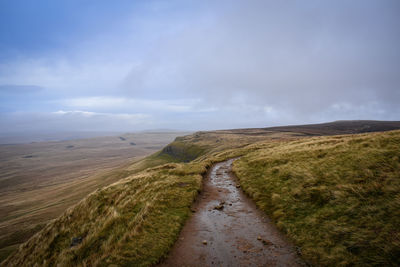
[0, 0, 399, 133]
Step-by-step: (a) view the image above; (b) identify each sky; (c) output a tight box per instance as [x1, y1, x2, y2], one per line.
[0, 0, 399, 134]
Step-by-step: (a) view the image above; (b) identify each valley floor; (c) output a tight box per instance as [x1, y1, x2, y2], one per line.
[0, 131, 187, 262]
[3, 121, 400, 266]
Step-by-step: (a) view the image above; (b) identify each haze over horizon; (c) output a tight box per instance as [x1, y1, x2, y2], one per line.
[1, 0, 399, 134]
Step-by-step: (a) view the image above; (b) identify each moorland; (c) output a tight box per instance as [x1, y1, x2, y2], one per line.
[2, 120, 400, 266]
[0, 131, 188, 261]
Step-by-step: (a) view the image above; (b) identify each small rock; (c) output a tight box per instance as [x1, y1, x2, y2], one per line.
[191, 208, 196, 213]
[229, 203, 232, 206]
[214, 201, 225, 210]
[202, 240, 207, 245]
[261, 239, 273, 246]
[257, 236, 262, 240]
[214, 204, 224, 210]
[236, 185, 241, 188]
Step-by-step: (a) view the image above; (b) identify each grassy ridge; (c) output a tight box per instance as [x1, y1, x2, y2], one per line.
[0, 132, 185, 262]
[4, 125, 400, 266]
[233, 130, 400, 266]
[3, 161, 206, 266]
[2, 132, 250, 266]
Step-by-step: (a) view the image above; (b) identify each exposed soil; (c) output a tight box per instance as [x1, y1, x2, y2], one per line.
[158, 158, 305, 267]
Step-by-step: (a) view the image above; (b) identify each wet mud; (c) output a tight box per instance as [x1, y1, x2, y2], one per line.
[158, 158, 305, 267]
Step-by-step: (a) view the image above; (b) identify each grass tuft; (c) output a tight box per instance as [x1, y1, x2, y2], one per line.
[233, 130, 400, 266]
[4, 127, 400, 266]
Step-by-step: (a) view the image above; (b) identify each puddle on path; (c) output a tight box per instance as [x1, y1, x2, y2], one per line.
[158, 158, 305, 267]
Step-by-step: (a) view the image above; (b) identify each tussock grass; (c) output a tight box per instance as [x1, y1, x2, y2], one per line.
[2, 132, 251, 266]
[0, 132, 185, 262]
[233, 130, 400, 266]
[5, 126, 399, 266]
[3, 162, 208, 267]
[158, 140, 208, 162]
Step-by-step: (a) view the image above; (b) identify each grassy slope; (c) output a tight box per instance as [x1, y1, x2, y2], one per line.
[0, 132, 185, 262]
[233, 130, 400, 266]
[4, 162, 206, 266]
[2, 130, 272, 266]
[3, 124, 400, 266]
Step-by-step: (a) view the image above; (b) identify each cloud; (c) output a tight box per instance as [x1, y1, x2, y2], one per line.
[58, 97, 218, 114]
[119, 1, 400, 114]
[0, 58, 133, 95]
[0, 0, 399, 133]
[0, 110, 152, 133]
[53, 110, 150, 120]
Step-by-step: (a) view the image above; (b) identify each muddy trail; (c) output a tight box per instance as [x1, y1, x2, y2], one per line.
[159, 158, 305, 267]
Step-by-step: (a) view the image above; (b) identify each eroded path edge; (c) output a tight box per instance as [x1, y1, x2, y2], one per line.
[159, 158, 305, 267]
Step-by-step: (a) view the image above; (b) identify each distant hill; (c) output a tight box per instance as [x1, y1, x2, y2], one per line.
[265, 120, 400, 135]
[0, 131, 189, 263]
[3, 121, 400, 266]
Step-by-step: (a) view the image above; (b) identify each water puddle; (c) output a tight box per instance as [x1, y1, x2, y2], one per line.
[158, 159, 304, 267]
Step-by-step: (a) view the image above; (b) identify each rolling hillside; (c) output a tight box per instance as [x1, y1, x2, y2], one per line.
[2, 121, 400, 266]
[0, 132, 188, 262]
[233, 130, 400, 266]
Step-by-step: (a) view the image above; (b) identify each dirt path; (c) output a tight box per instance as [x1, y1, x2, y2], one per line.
[159, 158, 305, 267]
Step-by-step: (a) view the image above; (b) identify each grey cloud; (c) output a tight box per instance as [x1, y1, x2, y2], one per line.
[1, 1, 399, 133]
[122, 0, 400, 122]
[0, 111, 153, 133]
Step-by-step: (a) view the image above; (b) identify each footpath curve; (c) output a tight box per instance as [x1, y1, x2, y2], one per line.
[159, 158, 305, 267]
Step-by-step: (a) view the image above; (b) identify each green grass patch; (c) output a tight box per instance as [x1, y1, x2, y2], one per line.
[158, 141, 209, 162]
[3, 162, 209, 266]
[233, 130, 400, 266]
[2, 129, 260, 266]
[5, 128, 400, 266]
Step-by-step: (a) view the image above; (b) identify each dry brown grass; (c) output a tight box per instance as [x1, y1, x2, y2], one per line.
[233, 130, 400, 266]
[0, 132, 187, 262]
[3, 162, 206, 266]
[2, 129, 294, 266]
[3, 123, 400, 266]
